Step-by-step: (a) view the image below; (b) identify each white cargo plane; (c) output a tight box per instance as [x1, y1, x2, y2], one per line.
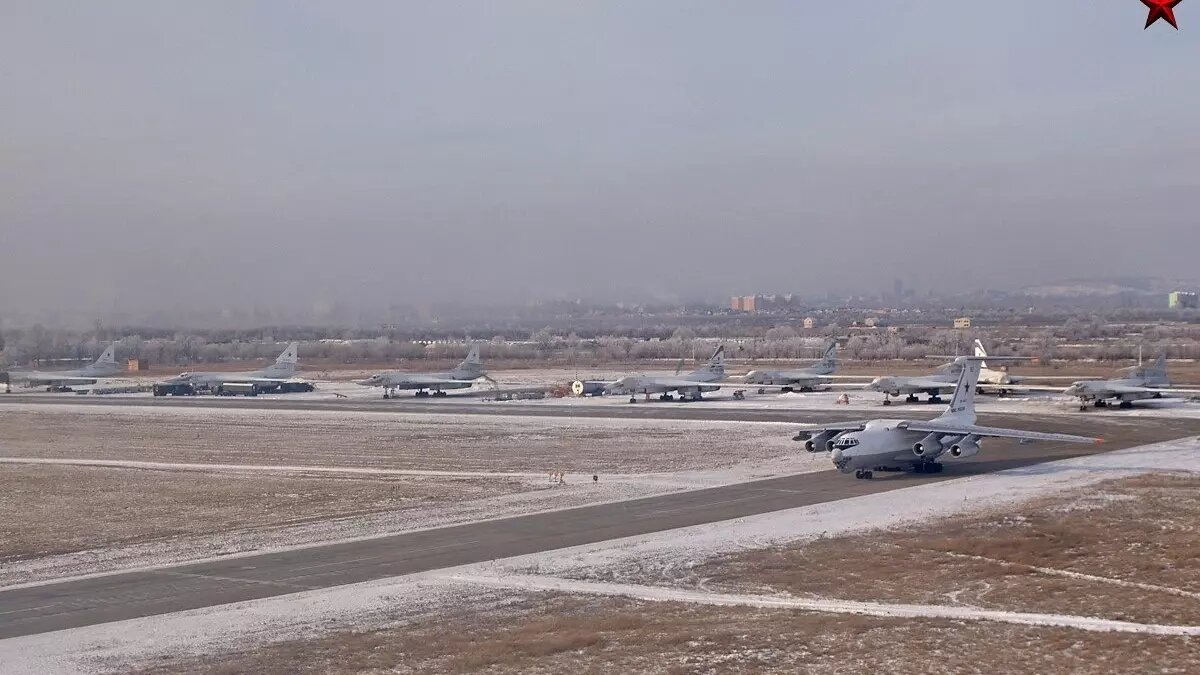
[357, 345, 490, 398]
[598, 346, 732, 402]
[743, 341, 841, 392]
[1063, 354, 1200, 411]
[160, 342, 304, 395]
[8, 343, 121, 390]
[794, 357, 1100, 479]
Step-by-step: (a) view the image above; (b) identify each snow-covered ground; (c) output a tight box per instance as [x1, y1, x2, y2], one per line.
[5, 436, 1197, 674]
[0, 404, 818, 586]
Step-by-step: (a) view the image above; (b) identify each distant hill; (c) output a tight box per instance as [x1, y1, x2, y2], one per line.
[1019, 277, 1197, 298]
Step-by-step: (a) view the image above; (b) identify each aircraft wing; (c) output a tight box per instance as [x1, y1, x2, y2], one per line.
[993, 384, 1071, 393]
[792, 421, 871, 435]
[646, 377, 734, 388]
[901, 421, 1100, 444]
[1147, 387, 1200, 396]
[13, 372, 98, 386]
[881, 376, 957, 390]
[393, 372, 472, 384]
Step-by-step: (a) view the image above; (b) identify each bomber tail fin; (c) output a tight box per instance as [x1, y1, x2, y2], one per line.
[973, 339, 990, 371]
[273, 342, 299, 374]
[819, 340, 837, 369]
[693, 345, 726, 378]
[94, 343, 118, 369]
[454, 344, 485, 377]
[1142, 352, 1169, 385]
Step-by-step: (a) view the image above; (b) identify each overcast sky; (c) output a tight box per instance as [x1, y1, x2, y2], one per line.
[2, 1, 1198, 316]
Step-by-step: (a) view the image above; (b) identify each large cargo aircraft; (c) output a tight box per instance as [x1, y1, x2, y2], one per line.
[794, 357, 1100, 479]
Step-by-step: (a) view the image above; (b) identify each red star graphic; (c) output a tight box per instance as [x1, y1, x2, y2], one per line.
[1142, 0, 1182, 29]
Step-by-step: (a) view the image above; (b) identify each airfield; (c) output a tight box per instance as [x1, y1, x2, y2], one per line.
[2, 375, 1199, 673]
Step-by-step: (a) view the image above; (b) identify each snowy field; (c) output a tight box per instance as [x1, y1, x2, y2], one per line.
[0, 404, 812, 586]
[4, 436, 1198, 674]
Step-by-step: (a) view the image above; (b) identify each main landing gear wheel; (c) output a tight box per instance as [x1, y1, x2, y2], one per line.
[928, 396, 943, 404]
[434, 391, 448, 397]
[915, 463, 944, 474]
[415, 391, 430, 398]
[882, 398, 892, 406]
[855, 470, 874, 480]
[1119, 400, 1133, 409]
[905, 395, 920, 403]
[629, 396, 638, 404]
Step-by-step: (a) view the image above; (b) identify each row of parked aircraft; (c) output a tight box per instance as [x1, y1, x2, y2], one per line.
[5, 340, 1199, 411]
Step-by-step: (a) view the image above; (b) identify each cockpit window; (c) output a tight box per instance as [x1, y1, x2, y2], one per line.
[833, 436, 859, 448]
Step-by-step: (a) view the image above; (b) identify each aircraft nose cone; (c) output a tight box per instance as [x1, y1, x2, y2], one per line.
[831, 448, 844, 463]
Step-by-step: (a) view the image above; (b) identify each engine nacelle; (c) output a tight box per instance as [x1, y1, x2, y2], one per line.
[797, 430, 837, 453]
[912, 432, 942, 457]
[947, 438, 981, 459]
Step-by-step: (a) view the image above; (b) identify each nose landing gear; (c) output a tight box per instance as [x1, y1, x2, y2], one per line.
[854, 470, 874, 480]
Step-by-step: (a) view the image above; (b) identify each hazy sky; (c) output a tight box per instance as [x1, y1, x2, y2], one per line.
[2, 1, 1198, 316]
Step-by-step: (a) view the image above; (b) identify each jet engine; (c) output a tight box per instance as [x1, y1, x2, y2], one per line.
[795, 430, 838, 452]
[912, 432, 942, 457]
[947, 437, 981, 459]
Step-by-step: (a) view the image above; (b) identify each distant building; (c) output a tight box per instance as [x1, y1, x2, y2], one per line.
[802, 317, 815, 329]
[741, 295, 757, 312]
[730, 296, 743, 311]
[863, 317, 877, 328]
[1169, 291, 1198, 309]
[953, 317, 972, 329]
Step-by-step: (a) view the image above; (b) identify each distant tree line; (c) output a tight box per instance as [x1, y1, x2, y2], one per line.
[3, 321, 1200, 368]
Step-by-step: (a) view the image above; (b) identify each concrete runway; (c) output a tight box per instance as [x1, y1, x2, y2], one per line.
[0, 397, 1196, 639]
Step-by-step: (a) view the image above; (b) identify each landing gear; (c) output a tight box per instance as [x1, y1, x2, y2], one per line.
[758, 388, 768, 395]
[629, 396, 638, 404]
[905, 394, 920, 403]
[1119, 400, 1133, 409]
[1095, 400, 1107, 408]
[415, 390, 430, 398]
[914, 463, 944, 474]
[433, 390, 448, 398]
[882, 396, 892, 406]
[781, 386, 794, 394]
[855, 470, 874, 480]
[658, 393, 675, 401]
[927, 395, 943, 404]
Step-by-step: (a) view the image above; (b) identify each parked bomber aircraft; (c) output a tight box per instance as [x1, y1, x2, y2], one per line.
[1063, 354, 1200, 411]
[357, 345, 491, 398]
[598, 346, 733, 402]
[794, 357, 1100, 479]
[158, 342, 307, 395]
[743, 341, 842, 393]
[7, 343, 120, 390]
[865, 342, 1037, 404]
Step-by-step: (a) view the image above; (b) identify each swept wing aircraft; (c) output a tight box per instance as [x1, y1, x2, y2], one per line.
[594, 346, 734, 402]
[1063, 354, 1200, 411]
[8, 343, 121, 390]
[160, 342, 304, 395]
[794, 357, 1100, 479]
[358, 345, 490, 398]
[743, 341, 842, 392]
